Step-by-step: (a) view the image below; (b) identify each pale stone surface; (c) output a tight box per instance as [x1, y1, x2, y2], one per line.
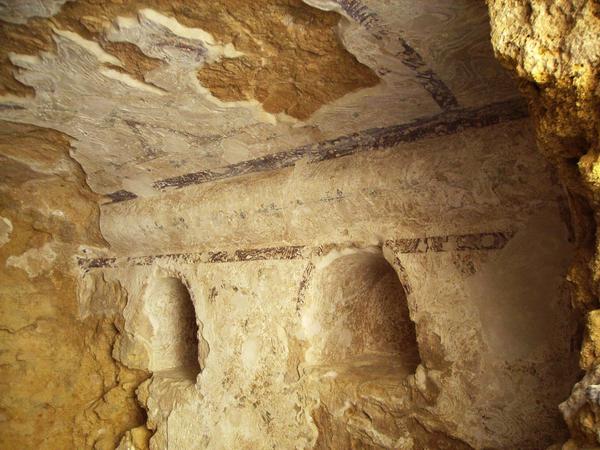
[79, 185, 578, 448]
[0, 0, 68, 24]
[6, 241, 58, 278]
[101, 120, 556, 255]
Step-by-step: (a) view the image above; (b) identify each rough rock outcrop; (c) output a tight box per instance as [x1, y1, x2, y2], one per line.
[487, 0, 600, 447]
[0, 122, 149, 449]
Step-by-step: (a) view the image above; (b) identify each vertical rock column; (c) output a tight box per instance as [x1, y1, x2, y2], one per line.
[486, 1, 600, 446]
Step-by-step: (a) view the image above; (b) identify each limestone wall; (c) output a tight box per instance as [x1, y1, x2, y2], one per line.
[79, 118, 580, 449]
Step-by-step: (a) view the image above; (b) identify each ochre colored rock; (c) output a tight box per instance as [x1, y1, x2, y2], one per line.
[487, 0, 600, 446]
[581, 310, 600, 370]
[0, 122, 149, 449]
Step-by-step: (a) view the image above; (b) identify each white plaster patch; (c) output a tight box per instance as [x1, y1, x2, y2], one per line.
[52, 28, 123, 66]
[140, 9, 216, 45]
[108, 9, 242, 69]
[9, 53, 42, 68]
[0, 217, 13, 248]
[99, 67, 165, 95]
[301, 311, 321, 339]
[6, 242, 57, 278]
[302, 0, 344, 14]
[139, 9, 243, 59]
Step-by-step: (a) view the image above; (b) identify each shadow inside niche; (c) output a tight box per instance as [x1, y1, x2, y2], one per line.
[143, 276, 202, 380]
[308, 249, 420, 379]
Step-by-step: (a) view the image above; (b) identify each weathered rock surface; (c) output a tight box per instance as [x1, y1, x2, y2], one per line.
[0, 0, 379, 118]
[0, 122, 148, 449]
[487, 0, 600, 447]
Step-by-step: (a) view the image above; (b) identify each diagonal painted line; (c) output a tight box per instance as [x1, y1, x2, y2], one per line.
[334, 0, 459, 109]
[150, 98, 527, 191]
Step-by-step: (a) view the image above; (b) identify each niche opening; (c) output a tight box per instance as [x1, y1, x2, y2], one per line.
[311, 249, 420, 375]
[145, 276, 201, 378]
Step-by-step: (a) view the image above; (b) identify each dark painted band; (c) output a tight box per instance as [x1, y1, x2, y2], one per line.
[78, 230, 514, 271]
[150, 98, 528, 192]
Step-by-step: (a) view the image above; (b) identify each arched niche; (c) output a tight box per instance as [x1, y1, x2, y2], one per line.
[306, 247, 420, 375]
[143, 275, 202, 377]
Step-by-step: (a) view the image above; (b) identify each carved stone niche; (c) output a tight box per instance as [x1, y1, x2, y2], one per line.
[304, 247, 420, 373]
